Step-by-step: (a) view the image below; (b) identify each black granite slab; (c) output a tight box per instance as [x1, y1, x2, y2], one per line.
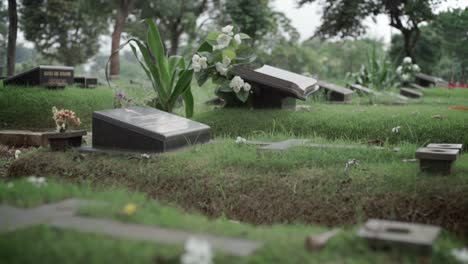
[232, 65, 320, 109]
[4, 65, 74, 88]
[318, 81, 354, 102]
[92, 107, 211, 152]
[415, 73, 449, 88]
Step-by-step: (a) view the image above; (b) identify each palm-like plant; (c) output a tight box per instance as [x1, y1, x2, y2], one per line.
[107, 19, 195, 117]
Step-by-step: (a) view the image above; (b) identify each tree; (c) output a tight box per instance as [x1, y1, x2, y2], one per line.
[298, 0, 441, 60]
[7, 0, 18, 76]
[434, 8, 468, 82]
[21, 0, 110, 66]
[128, 0, 213, 56]
[0, 2, 8, 70]
[109, 0, 136, 77]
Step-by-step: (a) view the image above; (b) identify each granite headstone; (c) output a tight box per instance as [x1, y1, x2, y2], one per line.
[4, 65, 74, 88]
[92, 106, 211, 152]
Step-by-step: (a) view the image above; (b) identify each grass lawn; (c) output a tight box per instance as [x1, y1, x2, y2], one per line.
[1, 81, 468, 263]
[0, 179, 463, 263]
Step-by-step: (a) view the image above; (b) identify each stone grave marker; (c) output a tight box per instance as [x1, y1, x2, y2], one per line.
[357, 219, 441, 255]
[75, 76, 98, 88]
[415, 147, 459, 174]
[348, 84, 375, 95]
[317, 81, 354, 102]
[408, 83, 425, 90]
[92, 106, 211, 153]
[233, 65, 320, 109]
[400, 87, 422, 98]
[426, 144, 463, 154]
[415, 73, 449, 88]
[4, 65, 74, 88]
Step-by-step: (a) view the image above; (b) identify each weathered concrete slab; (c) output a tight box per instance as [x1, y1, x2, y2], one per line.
[426, 144, 463, 152]
[318, 81, 354, 102]
[400, 88, 422, 98]
[408, 83, 425, 90]
[0, 130, 51, 147]
[0, 199, 263, 256]
[51, 216, 262, 257]
[416, 148, 459, 161]
[257, 139, 385, 152]
[349, 84, 375, 95]
[358, 219, 440, 255]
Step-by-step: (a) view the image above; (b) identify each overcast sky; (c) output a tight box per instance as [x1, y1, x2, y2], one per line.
[274, 0, 468, 43]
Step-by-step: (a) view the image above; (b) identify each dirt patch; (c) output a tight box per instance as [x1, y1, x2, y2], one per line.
[7, 151, 468, 238]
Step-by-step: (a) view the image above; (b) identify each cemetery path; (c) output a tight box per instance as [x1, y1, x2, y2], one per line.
[0, 199, 263, 257]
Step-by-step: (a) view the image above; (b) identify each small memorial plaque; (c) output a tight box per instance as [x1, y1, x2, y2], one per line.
[4, 65, 74, 88]
[92, 106, 211, 152]
[233, 65, 320, 109]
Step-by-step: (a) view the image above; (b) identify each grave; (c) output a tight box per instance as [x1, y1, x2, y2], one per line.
[408, 83, 425, 90]
[4, 65, 74, 88]
[232, 65, 320, 109]
[415, 73, 449, 88]
[415, 147, 459, 174]
[317, 81, 354, 102]
[426, 143, 463, 153]
[357, 219, 441, 255]
[92, 106, 211, 153]
[74, 76, 98, 88]
[254, 139, 386, 152]
[348, 84, 375, 95]
[400, 87, 422, 99]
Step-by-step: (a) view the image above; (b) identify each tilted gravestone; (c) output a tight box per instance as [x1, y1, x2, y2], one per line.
[400, 87, 422, 98]
[317, 81, 354, 102]
[348, 84, 375, 95]
[232, 65, 320, 109]
[357, 219, 441, 255]
[92, 106, 211, 153]
[415, 73, 449, 88]
[4, 65, 74, 88]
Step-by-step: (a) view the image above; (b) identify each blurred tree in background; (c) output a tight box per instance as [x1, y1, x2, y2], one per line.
[21, 0, 110, 66]
[0, 2, 7, 69]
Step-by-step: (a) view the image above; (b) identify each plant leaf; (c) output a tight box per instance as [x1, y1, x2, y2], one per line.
[182, 89, 194, 118]
[169, 69, 194, 107]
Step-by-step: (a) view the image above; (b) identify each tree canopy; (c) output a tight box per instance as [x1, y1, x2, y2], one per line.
[21, 0, 111, 66]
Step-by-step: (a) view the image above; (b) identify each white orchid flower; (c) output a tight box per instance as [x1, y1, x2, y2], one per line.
[403, 57, 412, 64]
[215, 62, 228, 76]
[222, 57, 231, 67]
[234, 34, 242, 45]
[396, 66, 402, 75]
[412, 64, 420, 72]
[198, 56, 208, 69]
[192, 54, 201, 64]
[243, 82, 251, 92]
[452, 248, 468, 263]
[230, 76, 245, 93]
[221, 25, 234, 36]
[216, 33, 232, 49]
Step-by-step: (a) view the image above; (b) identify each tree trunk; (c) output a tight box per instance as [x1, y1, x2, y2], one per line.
[402, 29, 420, 62]
[110, 0, 134, 77]
[169, 32, 181, 56]
[7, 0, 18, 76]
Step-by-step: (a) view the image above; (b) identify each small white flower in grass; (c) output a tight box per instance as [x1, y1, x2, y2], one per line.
[181, 237, 213, 264]
[215, 62, 228, 76]
[216, 33, 232, 49]
[452, 248, 468, 263]
[141, 153, 150, 159]
[14, 149, 21, 159]
[403, 56, 412, 64]
[391, 126, 401, 133]
[235, 136, 247, 144]
[243, 82, 251, 92]
[27, 176, 47, 188]
[345, 159, 359, 171]
[230, 76, 245, 93]
[234, 34, 242, 45]
[221, 25, 234, 36]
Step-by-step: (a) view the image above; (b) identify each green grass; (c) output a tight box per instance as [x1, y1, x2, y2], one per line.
[7, 138, 468, 238]
[0, 179, 463, 264]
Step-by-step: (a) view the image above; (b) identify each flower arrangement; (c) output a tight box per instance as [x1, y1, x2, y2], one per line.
[52, 107, 81, 132]
[396, 57, 420, 84]
[193, 25, 256, 103]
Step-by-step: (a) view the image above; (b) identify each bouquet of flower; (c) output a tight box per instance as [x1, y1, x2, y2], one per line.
[396, 57, 420, 84]
[114, 90, 133, 108]
[52, 107, 81, 132]
[193, 25, 256, 103]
